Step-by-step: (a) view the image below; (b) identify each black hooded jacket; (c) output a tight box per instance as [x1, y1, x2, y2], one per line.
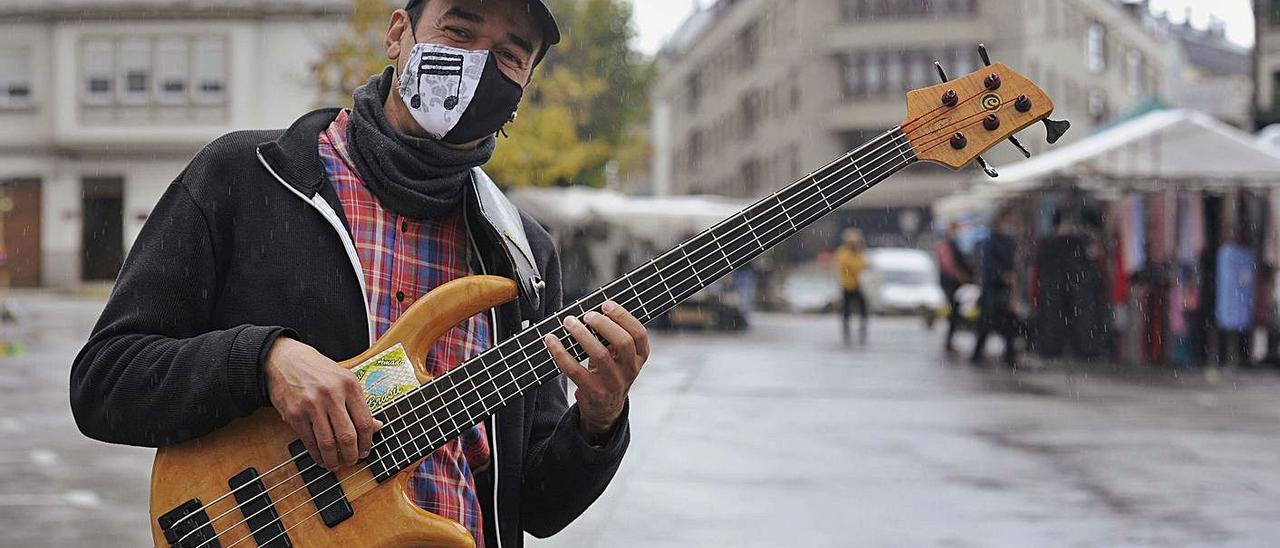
[69, 108, 628, 547]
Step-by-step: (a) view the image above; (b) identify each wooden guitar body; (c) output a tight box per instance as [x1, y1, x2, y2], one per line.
[149, 275, 519, 548]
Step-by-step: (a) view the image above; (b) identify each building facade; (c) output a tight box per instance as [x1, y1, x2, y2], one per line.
[0, 0, 349, 287]
[1164, 16, 1250, 128]
[650, 0, 1174, 248]
[1256, 0, 1280, 128]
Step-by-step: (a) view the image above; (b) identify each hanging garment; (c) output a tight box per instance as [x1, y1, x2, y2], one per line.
[1123, 194, 1147, 274]
[1176, 191, 1205, 263]
[1267, 189, 1280, 267]
[1216, 243, 1257, 331]
[1149, 191, 1176, 264]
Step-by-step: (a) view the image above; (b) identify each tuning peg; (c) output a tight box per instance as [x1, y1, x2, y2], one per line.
[1043, 118, 1071, 144]
[975, 156, 999, 178]
[1008, 135, 1032, 158]
[934, 62, 949, 83]
[978, 43, 992, 67]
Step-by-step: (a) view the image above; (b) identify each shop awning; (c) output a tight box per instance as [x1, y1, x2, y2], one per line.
[996, 109, 1280, 183]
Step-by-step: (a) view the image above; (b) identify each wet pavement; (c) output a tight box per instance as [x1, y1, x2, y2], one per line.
[2, 291, 1279, 547]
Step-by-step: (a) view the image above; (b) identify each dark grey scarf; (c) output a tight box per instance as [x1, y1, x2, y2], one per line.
[346, 66, 496, 220]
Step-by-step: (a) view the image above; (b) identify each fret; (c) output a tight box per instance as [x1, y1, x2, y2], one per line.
[623, 274, 651, 321]
[415, 381, 450, 443]
[404, 393, 428, 458]
[896, 135, 913, 165]
[813, 171, 834, 210]
[575, 291, 608, 317]
[675, 242, 705, 288]
[432, 375, 463, 435]
[390, 400, 416, 466]
[746, 203, 787, 251]
[738, 207, 767, 258]
[849, 151, 866, 187]
[685, 232, 732, 282]
[709, 229, 735, 271]
[472, 355, 505, 411]
[773, 193, 799, 232]
[458, 367, 488, 422]
[781, 182, 827, 230]
[625, 262, 658, 320]
[649, 254, 682, 308]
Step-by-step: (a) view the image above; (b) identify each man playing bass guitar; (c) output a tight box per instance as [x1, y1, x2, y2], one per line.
[70, 1, 647, 546]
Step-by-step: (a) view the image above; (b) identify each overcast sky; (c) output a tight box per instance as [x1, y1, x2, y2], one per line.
[628, 0, 1255, 55]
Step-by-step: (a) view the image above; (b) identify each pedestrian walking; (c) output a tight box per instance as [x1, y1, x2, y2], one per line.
[971, 210, 1021, 366]
[836, 228, 869, 345]
[934, 221, 973, 354]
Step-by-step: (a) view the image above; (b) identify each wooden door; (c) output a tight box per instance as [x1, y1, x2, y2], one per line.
[1, 179, 41, 287]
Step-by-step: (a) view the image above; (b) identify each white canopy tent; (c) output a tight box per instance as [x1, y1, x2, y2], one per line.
[934, 109, 1280, 221]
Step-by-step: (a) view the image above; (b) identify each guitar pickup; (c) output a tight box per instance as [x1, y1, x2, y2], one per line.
[157, 498, 221, 548]
[289, 440, 354, 528]
[228, 468, 291, 548]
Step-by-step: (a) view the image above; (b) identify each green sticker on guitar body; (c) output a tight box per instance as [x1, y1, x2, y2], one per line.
[352, 344, 421, 413]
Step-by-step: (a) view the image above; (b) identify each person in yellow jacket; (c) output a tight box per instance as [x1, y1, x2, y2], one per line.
[835, 228, 869, 345]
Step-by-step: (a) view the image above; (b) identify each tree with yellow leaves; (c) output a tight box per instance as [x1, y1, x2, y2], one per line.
[311, 0, 653, 188]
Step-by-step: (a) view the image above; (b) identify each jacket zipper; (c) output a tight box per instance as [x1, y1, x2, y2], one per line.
[255, 148, 375, 344]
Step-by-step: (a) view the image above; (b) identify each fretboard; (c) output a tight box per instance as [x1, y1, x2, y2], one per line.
[367, 127, 918, 480]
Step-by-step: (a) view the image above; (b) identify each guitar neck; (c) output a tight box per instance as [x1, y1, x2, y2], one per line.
[367, 127, 918, 480]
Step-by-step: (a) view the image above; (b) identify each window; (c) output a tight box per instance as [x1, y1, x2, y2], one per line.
[739, 157, 760, 197]
[156, 38, 189, 104]
[741, 90, 759, 137]
[0, 48, 32, 108]
[688, 129, 704, 170]
[1087, 22, 1107, 73]
[1271, 72, 1280, 112]
[118, 38, 152, 104]
[193, 38, 227, 105]
[886, 52, 905, 92]
[1126, 50, 1145, 97]
[1088, 88, 1109, 124]
[843, 0, 973, 20]
[82, 39, 115, 105]
[864, 52, 883, 95]
[841, 53, 863, 98]
[686, 73, 702, 113]
[738, 22, 759, 70]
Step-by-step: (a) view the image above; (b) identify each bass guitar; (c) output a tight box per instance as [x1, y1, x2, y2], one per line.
[151, 47, 1067, 548]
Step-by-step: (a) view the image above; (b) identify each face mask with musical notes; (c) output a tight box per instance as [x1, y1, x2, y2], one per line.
[395, 42, 524, 145]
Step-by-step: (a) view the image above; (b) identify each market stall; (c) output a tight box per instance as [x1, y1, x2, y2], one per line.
[933, 109, 1280, 366]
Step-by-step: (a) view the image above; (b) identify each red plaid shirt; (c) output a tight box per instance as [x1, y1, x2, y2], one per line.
[319, 110, 490, 546]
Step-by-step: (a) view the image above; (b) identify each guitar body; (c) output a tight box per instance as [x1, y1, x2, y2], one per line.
[150, 275, 519, 548]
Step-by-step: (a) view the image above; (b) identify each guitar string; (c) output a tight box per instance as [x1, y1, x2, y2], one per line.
[188, 130, 913, 547]
[200, 131, 917, 548]
[176, 128, 907, 546]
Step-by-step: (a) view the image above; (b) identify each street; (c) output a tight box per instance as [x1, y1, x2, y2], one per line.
[2, 292, 1279, 547]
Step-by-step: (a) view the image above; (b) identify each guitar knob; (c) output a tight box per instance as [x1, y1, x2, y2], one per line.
[942, 90, 959, 108]
[984, 74, 1001, 90]
[1043, 118, 1071, 144]
[950, 132, 967, 150]
[1015, 95, 1032, 113]
[983, 114, 1001, 131]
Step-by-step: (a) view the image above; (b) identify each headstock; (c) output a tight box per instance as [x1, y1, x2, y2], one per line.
[902, 45, 1068, 176]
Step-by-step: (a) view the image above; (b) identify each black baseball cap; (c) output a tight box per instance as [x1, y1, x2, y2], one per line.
[404, 0, 562, 47]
